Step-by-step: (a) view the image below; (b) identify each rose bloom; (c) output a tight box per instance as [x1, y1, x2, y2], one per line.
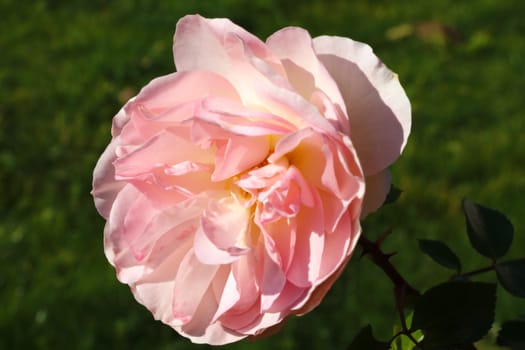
[92, 15, 410, 345]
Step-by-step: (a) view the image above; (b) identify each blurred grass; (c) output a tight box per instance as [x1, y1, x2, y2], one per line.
[1, 0, 524, 349]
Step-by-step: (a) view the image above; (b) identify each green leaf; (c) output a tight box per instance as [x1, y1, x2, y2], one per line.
[418, 239, 461, 272]
[392, 312, 424, 350]
[347, 325, 390, 350]
[462, 198, 514, 260]
[495, 259, 525, 298]
[384, 185, 403, 205]
[392, 334, 414, 350]
[411, 281, 496, 349]
[497, 320, 525, 349]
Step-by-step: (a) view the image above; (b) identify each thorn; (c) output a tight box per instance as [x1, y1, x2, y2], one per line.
[385, 252, 397, 260]
[375, 227, 394, 247]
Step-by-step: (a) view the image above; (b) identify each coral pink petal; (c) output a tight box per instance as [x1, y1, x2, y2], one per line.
[313, 35, 411, 176]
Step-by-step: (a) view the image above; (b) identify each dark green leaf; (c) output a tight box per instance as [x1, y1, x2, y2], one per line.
[418, 239, 461, 272]
[411, 281, 496, 349]
[497, 320, 525, 349]
[347, 325, 390, 350]
[459, 344, 477, 350]
[384, 185, 403, 205]
[495, 259, 525, 298]
[462, 198, 514, 260]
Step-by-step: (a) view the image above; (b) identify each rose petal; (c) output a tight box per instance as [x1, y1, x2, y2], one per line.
[179, 287, 246, 345]
[171, 250, 220, 326]
[361, 169, 392, 218]
[92, 140, 125, 218]
[259, 237, 287, 311]
[318, 209, 354, 281]
[188, 118, 270, 182]
[130, 234, 193, 323]
[134, 71, 240, 111]
[194, 197, 250, 265]
[320, 134, 363, 200]
[211, 268, 240, 322]
[174, 15, 290, 100]
[174, 15, 286, 78]
[196, 96, 297, 136]
[220, 300, 263, 333]
[266, 27, 349, 133]
[228, 253, 260, 313]
[266, 282, 308, 313]
[94, 15, 411, 345]
[313, 35, 411, 176]
[104, 185, 156, 283]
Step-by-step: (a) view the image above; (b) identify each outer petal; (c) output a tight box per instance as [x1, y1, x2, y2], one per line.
[132, 71, 240, 112]
[174, 15, 337, 135]
[179, 287, 245, 345]
[130, 233, 193, 324]
[173, 15, 290, 100]
[313, 36, 411, 176]
[361, 169, 392, 218]
[266, 27, 350, 133]
[92, 139, 125, 218]
[171, 251, 220, 326]
[174, 14, 286, 80]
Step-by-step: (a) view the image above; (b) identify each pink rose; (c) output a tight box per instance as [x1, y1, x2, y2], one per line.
[92, 15, 410, 345]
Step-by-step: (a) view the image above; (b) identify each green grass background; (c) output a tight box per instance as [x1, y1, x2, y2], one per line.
[1, 0, 524, 349]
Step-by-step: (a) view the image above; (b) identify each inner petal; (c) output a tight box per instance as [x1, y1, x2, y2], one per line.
[194, 195, 251, 265]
